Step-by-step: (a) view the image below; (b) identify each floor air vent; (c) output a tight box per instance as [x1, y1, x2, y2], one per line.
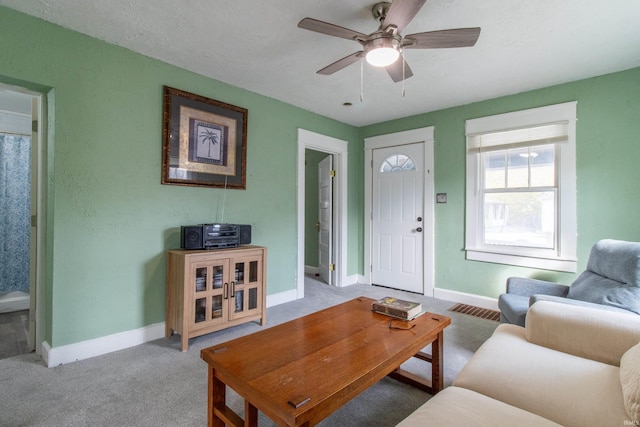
[448, 303, 500, 322]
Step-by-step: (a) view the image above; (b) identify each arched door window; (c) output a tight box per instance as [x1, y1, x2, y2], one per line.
[379, 154, 416, 173]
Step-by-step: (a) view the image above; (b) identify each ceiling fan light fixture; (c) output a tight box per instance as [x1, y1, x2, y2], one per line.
[364, 34, 401, 67]
[366, 47, 399, 67]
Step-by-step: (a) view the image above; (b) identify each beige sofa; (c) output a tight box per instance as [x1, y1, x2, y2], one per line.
[398, 301, 640, 427]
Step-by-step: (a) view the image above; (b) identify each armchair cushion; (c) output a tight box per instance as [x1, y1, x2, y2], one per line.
[499, 278, 569, 326]
[585, 239, 640, 286]
[498, 293, 529, 326]
[568, 271, 640, 314]
[567, 240, 640, 314]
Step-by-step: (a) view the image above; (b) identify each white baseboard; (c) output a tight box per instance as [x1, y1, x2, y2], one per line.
[345, 274, 365, 286]
[434, 288, 499, 311]
[39, 286, 497, 367]
[41, 322, 166, 367]
[40, 291, 299, 368]
[266, 289, 298, 307]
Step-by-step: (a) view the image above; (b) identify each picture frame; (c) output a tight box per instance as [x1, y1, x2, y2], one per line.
[162, 86, 248, 189]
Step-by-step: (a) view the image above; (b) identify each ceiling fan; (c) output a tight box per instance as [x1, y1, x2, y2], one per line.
[298, 0, 481, 82]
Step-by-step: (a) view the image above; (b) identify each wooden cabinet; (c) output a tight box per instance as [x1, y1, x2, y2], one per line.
[165, 246, 266, 351]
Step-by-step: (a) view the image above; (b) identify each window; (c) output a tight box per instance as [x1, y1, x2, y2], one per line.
[380, 154, 416, 173]
[465, 102, 577, 272]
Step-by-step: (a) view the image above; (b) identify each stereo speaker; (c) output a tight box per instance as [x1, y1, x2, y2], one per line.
[181, 225, 203, 249]
[238, 224, 252, 245]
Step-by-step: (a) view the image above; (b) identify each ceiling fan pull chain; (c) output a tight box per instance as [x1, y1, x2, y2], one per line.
[360, 57, 364, 102]
[402, 50, 406, 97]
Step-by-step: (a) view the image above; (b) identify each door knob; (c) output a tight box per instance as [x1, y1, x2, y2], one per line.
[417, 217, 422, 222]
[416, 227, 423, 232]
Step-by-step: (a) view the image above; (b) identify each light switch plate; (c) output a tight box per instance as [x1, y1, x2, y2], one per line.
[436, 193, 447, 203]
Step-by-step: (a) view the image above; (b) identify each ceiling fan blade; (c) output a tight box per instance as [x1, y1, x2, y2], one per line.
[298, 18, 367, 42]
[317, 51, 363, 75]
[404, 27, 481, 49]
[381, 0, 427, 33]
[386, 58, 414, 82]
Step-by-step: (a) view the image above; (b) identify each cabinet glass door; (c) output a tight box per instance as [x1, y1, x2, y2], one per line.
[192, 259, 228, 327]
[229, 255, 262, 320]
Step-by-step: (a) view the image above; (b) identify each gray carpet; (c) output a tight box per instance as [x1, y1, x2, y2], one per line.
[0, 276, 498, 426]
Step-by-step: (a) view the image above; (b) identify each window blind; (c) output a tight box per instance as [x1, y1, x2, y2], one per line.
[467, 122, 568, 153]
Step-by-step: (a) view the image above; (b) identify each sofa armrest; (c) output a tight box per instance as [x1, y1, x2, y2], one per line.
[525, 300, 640, 366]
[506, 277, 569, 297]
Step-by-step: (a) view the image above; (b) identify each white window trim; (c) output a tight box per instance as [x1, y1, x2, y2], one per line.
[465, 102, 577, 273]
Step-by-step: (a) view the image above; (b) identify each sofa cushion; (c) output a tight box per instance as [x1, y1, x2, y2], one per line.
[525, 301, 640, 366]
[530, 293, 632, 314]
[454, 324, 629, 427]
[396, 386, 562, 427]
[620, 342, 640, 422]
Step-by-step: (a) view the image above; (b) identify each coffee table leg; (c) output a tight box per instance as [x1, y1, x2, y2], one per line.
[387, 330, 446, 394]
[244, 401, 258, 426]
[431, 330, 444, 394]
[209, 366, 226, 427]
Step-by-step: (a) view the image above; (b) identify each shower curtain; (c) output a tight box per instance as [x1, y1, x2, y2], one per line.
[0, 134, 31, 293]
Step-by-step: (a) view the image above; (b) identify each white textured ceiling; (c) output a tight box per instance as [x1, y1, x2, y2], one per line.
[2, 0, 640, 126]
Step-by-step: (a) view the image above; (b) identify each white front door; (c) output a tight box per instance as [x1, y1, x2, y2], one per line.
[318, 155, 333, 285]
[372, 143, 424, 293]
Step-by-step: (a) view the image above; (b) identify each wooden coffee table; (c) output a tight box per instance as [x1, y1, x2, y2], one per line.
[201, 296, 451, 427]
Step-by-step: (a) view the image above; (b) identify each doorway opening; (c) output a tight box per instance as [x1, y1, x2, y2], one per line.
[304, 150, 334, 285]
[297, 129, 348, 299]
[0, 84, 42, 359]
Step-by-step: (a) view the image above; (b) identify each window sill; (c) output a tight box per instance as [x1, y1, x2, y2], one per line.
[466, 249, 577, 273]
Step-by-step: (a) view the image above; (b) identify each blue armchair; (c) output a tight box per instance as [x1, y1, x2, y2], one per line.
[499, 239, 640, 326]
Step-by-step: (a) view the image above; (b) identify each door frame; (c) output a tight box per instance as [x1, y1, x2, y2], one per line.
[317, 154, 333, 285]
[297, 129, 348, 298]
[364, 127, 435, 296]
[0, 83, 46, 355]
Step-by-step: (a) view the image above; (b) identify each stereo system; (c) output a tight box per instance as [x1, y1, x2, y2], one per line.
[180, 223, 251, 250]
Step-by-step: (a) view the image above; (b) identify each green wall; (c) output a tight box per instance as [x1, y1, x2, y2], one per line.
[361, 67, 640, 298]
[0, 7, 362, 347]
[2, 5, 639, 350]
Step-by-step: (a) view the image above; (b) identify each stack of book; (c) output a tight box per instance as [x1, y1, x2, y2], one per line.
[372, 296, 422, 320]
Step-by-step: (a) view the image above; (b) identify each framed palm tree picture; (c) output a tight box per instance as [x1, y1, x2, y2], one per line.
[162, 86, 248, 189]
